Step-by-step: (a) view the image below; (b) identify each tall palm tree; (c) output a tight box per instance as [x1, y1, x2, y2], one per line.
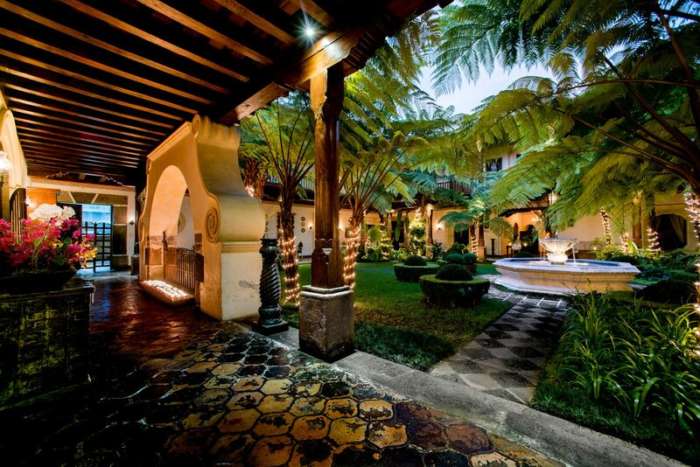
[240, 95, 314, 307]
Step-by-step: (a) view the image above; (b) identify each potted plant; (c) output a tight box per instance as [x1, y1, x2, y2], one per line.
[0, 205, 96, 293]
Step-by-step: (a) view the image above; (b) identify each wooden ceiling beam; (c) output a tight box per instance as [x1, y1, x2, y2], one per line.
[0, 0, 230, 94]
[17, 129, 146, 157]
[19, 135, 146, 161]
[22, 142, 141, 165]
[0, 28, 212, 105]
[0, 66, 182, 121]
[25, 162, 122, 177]
[280, 0, 332, 27]
[210, 0, 295, 45]
[12, 109, 159, 143]
[22, 146, 141, 168]
[23, 154, 135, 173]
[4, 84, 174, 129]
[135, 0, 273, 65]
[220, 28, 363, 123]
[15, 117, 149, 155]
[0, 49, 197, 114]
[8, 97, 167, 137]
[59, 0, 248, 82]
[17, 133, 146, 160]
[23, 149, 140, 168]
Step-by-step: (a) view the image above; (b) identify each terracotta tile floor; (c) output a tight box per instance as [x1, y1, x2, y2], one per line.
[1, 276, 559, 466]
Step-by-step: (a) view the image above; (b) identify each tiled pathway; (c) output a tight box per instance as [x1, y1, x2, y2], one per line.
[1, 276, 559, 466]
[430, 286, 568, 404]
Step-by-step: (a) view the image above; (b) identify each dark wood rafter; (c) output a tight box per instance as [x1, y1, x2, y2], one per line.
[4, 84, 174, 129]
[0, 66, 183, 121]
[0, 0, 446, 182]
[8, 97, 167, 137]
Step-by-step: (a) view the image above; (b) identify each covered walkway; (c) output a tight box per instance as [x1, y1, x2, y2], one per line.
[1, 277, 557, 466]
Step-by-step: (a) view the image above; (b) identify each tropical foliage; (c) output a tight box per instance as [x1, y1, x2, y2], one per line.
[240, 95, 314, 306]
[534, 293, 700, 462]
[432, 0, 700, 229]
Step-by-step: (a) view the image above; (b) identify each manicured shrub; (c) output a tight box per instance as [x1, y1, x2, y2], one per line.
[462, 252, 477, 264]
[444, 252, 465, 264]
[393, 262, 439, 282]
[447, 242, 466, 254]
[637, 279, 697, 304]
[404, 255, 427, 266]
[419, 274, 489, 308]
[514, 251, 537, 258]
[435, 263, 472, 281]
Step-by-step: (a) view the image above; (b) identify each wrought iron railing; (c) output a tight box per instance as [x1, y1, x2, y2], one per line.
[164, 247, 201, 292]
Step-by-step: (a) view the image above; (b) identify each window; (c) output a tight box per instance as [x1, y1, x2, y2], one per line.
[82, 204, 112, 224]
[485, 158, 503, 172]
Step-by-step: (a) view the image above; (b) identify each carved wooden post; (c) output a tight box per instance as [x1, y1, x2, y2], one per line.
[300, 63, 354, 361]
[310, 63, 344, 288]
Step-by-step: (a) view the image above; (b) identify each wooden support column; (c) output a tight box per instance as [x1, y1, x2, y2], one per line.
[310, 63, 344, 288]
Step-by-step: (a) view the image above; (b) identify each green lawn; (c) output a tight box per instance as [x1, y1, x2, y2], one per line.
[287, 261, 510, 370]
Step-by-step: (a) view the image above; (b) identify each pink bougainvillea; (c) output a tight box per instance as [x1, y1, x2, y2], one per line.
[0, 217, 96, 275]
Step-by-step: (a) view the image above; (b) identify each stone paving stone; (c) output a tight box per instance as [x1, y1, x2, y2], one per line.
[2, 277, 560, 466]
[431, 286, 567, 405]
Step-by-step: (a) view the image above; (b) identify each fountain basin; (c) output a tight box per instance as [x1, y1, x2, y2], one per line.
[493, 258, 640, 296]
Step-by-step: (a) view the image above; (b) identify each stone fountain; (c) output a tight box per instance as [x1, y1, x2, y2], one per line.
[493, 238, 639, 295]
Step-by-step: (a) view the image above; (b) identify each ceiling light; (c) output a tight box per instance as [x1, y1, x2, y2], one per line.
[303, 25, 317, 39]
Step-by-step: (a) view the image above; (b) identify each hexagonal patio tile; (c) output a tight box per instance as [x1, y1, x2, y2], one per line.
[232, 376, 264, 392]
[289, 439, 334, 467]
[358, 399, 393, 421]
[367, 421, 408, 449]
[209, 433, 255, 464]
[260, 378, 293, 395]
[248, 435, 294, 466]
[181, 411, 224, 429]
[186, 361, 217, 373]
[211, 363, 241, 376]
[325, 398, 358, 419]
[218, 408, 260, 433]
[226, 391, 263, 410]
[293, 382, 321, 396]
[290, 397, 326, 417]
[328, 417, 367, 445]
[470, 452, 517, 467]
[291, 415, 331, 440]
[258, 394, 294, 413]
[254, 412, 296, 436]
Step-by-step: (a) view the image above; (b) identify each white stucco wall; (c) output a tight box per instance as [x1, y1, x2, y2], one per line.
[175, 195, 195, 249]
[558, 214, 606, 251]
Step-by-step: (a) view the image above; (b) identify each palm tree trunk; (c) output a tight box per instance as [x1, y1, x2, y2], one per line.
[279, 199, 300, 306]
[343, 213, 363, 288]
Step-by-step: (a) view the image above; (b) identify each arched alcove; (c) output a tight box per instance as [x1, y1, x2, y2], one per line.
[140, 116, 266, 320]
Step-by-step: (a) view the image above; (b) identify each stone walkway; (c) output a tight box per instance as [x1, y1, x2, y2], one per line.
[1, 276, 559, 466]
[430, 285, 568, 404]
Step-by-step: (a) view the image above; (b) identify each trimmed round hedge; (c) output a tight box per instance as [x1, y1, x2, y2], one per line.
[404, 255, 427, 266]
[394, 263, 439, 282]
[419, 274, 490, 308]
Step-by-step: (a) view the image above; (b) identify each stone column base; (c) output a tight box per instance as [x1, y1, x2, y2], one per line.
[299, 285, 354, 361]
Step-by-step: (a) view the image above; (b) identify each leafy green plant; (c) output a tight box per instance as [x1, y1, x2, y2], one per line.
[444, 252, 465, 264]
[551, 293, 700, 445]
[404, 255, 427, 266]
[436, 263, 472, 281]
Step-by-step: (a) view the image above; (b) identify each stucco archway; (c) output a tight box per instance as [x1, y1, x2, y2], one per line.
[139, 116, 265, 320]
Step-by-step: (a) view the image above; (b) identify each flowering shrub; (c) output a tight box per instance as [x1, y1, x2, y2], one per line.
[0, 213, 96, 275]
